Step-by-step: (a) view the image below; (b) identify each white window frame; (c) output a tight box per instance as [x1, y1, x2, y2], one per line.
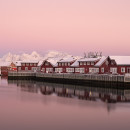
[121, 67, 125, 73]
[101, 68, 104, 73]
[91, 62, 94, 65]
[110, 67, 117, 74]
[87, 62, 90, 65]
[25, 67, 28, 71]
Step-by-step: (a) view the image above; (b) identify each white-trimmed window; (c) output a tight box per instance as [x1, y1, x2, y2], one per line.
[89, 68, 99, 73]
[26, 63, 29, 66]
[45, 62, 49, 66]
[66, 68, 74, 73]
[46, 68, 53, 73]
[75, 68, 80, 72]
[25, 67, 28, 71]
[121, 67, 125, 73]
[101, 68, 104, 73]
[41, 68, 45, 72]
[34, 63, 37, 66]
[75, 68, 85, 73]
[110, 67, 117, 74]
[55, 68, 63, 73]
[22, 63, 25, 66]
[32, 67, 37, 71]
[30, 63, 33, 66]
[65, 63, 67, 66]
[87, 62, 90, 65]
[80, 62, 83, 65]
[84, 62, 86, 65]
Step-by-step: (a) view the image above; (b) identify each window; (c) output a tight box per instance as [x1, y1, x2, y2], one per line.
[59, 63, 61, 66]
[87, 62, 90, 65]
[91, 62, 94, 65]
[65, 63, 67, 66]
[26, 63, 29, 66]
[66, 68, 74, 73]
[101, 68, 104, 73]
[30, 63, 33, 66]
[79, 68, 85, 73]
[121, 67, 125, 73]
[75, 68, 80, 72]
[22, 63, 25, 66]
[110, 67, 117, 74]
[84, 62, 86, 65]
[68, 63, 70, 66]
[80, 62, 83, 65]
[89, 68, 99, 73]
[46, 68, 53, 73]
[55, 68, 63, 73]
[41, 68, 45, 72]
[34, 63, 37, 66]
[25, 67, 28, 71]
[62, 63, 64, 66]
[45, 62, 49, 66]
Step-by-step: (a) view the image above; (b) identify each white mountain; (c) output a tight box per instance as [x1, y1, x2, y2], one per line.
[0, 51, 80, 63]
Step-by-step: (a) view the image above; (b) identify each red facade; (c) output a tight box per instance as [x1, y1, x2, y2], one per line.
[17, 62, 38, 72]
[40, 61, 54, 73]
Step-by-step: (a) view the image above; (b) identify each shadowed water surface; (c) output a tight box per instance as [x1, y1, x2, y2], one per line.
[0, 77, 130, 130]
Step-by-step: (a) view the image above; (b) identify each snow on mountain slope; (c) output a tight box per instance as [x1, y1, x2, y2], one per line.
[0, 51, 80, 64]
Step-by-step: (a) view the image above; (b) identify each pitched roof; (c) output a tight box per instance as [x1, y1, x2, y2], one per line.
[110, 56, 130, 65]
[95, 56, 107, 67]
[58, 57, 76, 63]
[71, 59, 80, 67]
[78, 57, 100, 62]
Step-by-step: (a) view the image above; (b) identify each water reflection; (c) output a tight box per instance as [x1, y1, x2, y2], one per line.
[8, 79, 130, 104]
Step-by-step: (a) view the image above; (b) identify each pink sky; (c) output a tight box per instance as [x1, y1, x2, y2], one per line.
[0, 0, 130, 56]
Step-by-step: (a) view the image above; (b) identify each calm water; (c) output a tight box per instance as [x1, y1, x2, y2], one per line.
[0, 77, 130, 130]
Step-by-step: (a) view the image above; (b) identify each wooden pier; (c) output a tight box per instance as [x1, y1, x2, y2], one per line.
[8, 71, 130, 84]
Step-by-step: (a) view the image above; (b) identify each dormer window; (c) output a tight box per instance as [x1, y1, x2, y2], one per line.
[45, 62, 49, 66]
[26, 63, 29, 66]
[80, 62, 82, 65]
[87, 62, 90, 65]
[68, 63, 70, 66]
[84, 62, 86, 65]
[91, 62, 94, 65]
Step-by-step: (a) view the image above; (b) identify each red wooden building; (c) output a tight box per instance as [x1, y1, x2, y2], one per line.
[39, 58, 60, 73]
[55, 57, 76, 73]
[109, 56, 130, 75]
[17, 61, 38, 72]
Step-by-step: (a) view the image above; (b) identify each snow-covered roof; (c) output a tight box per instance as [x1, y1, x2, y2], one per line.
[110, 56, 130, 65]
[0, 62, 11, 67]
[95, 56, 107, 67]
[58, 57, 76, 63]
[20, 61, 39, 63]
[47, 58, 59, 67]
[37, 60, 44, 66]
[78, 57, 100, 62]
[71, 59, 80, 67]
[14, 61, 21, 66]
